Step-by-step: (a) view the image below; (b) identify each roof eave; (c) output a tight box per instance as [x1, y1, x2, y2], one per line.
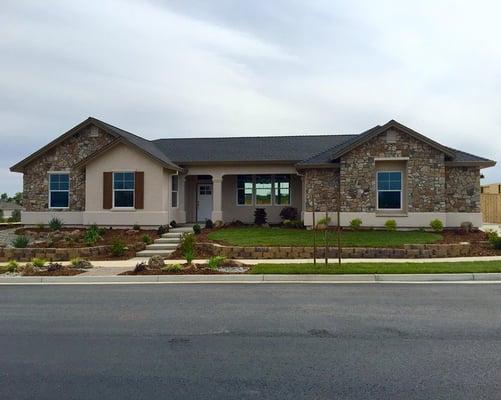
[446, 160, 496, 169]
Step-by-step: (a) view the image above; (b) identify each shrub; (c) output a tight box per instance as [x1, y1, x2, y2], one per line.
[162, 263, 182, 272]
[6, 260, 19, 273]
[184, 248, 194, 264]
[350, 218, 363, 231]
[279, 207, 298, 221]
[157, 225, 169, 236]
[142, 234, 153, 245]
[317, 216, 331, 226]
[385, 219, 397, 231]
[36, 223, 45, 230]
[31, 258, 47, 268]
[48, 217, 63, 231]
[84, 225, 101, 246]
[193, 224, 202, 235]
[11, 209, 21, 222]
[0, 210, 3, 221]
[429, 219, 444, 233]
[134, 262, 148, 273]
[180, 232, 196, 257]
[170, 220, 177, 228]
[133, 224, 141, 231]
[489, 232, 501, 250]
[254, 208, 267, 225]
[205, 219, 214, 229]
[208, 256, 226, 270]
[111, 239, 127, 257]
[70, 257, 92, 269]
[12, 235, 29, 248]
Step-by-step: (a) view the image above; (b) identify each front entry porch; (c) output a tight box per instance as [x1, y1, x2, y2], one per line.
[176, 171, 303, 225]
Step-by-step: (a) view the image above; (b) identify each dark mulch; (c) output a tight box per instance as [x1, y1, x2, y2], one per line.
[440, 229, 489, 244]
[23, 267, 85, 276]
[121, 263, 224, 275]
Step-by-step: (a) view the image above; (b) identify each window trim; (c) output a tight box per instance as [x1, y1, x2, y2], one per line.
[376, 171, 403, 211]
[171, 175, 179, 208]
[48, 172, 70, 210]
[274, 174, 291, 206]
[112, 171, 135, 210]
[236, 175, 254, 207]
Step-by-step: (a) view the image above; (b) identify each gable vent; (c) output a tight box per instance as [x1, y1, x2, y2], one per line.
[386, 130, 397, 143]
[89, 126, 99, 137]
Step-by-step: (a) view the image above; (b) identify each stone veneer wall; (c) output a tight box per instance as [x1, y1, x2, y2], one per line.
[23, 126, 115, 211]
[303, 168, 339, 211]
[445, 166, 481, 212]
[197, 242, 471, 259]
[339, 129, 446, 212]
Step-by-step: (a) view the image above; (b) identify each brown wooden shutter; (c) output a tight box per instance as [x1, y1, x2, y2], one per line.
[103, 172, 113, 209]
[135, 171, 144, 209]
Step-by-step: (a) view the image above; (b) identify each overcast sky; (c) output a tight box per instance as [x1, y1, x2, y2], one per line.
[1, 0, 500, 195]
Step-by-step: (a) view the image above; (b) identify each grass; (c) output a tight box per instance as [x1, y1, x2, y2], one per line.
[250, 261, 501, 274]
[0, 265, 10, 274]
[208, 227, 442, 248]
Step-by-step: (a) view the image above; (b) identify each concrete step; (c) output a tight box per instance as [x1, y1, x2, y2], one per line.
[136, 249, 174, 257]
[146, 243, 179, 250]
[169, 227, 195, 233]
[162, 232, 183, 238]
[155, 238, 181, 244]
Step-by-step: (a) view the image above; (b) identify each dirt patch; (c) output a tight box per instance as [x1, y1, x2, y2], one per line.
[22, 265, 85, 276]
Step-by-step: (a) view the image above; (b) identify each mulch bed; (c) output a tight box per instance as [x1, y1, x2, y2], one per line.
[121, 263, 224, 275]
[23, 267, 85, 276]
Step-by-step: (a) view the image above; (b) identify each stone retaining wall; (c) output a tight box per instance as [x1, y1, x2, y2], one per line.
[197, 242, 471, 259]
[0, 245, 111, 262]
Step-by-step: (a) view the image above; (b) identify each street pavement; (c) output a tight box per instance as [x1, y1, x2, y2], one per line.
[1, 284, 500, 399]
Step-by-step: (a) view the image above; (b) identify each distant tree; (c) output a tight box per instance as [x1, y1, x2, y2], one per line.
[0, 193, 8, 202]
[13, 192, 23, 205]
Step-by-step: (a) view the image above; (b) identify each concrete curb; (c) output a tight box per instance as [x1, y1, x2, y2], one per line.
[1, 273, 501, 284]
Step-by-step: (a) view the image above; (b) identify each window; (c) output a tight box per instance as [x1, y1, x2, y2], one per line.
[237, 175, 253, 205]
[377, 171, 402, 210]
[49, 173, 69, 208]
[113, 172, 135, 208]
[274, 175, 290, 205]
[171, 175, 178, 207]
[199, 184, 212, 195]
[255, 175, 272, 205]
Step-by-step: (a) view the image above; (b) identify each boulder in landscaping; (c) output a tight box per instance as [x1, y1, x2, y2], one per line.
[148, 255, 165, 269]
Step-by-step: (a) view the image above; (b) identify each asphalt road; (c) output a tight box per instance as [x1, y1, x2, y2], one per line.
[1, 284, 500, 399]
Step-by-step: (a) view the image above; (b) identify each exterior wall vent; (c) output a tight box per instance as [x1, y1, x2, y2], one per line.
[89, 126, 99, 137]
[386, 130, 397, 144]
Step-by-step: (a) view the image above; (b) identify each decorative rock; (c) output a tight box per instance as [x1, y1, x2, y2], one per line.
[214, 220, 224, 228]
[148, 255, 165, 269]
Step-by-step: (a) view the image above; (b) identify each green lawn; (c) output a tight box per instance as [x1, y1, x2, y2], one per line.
[250, 261, 501, 274]
[208, 227, 442, 247]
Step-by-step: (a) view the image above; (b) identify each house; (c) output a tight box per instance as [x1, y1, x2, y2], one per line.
[10, 117, 496, 228]
[0, 201, 22, 220]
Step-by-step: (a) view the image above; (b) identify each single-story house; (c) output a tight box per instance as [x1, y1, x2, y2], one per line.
[0, 201, 22, 219]
[10, 117, 496, 228]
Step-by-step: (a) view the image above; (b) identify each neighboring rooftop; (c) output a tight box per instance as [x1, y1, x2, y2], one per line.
[0, 201, 22, 211]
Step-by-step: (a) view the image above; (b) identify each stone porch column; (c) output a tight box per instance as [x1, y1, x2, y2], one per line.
[211, 176, 223, 222]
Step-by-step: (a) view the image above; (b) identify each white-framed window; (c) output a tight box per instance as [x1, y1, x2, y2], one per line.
[113, 172, 135, 208]
[49, 173, 70, 209]
[237, 175, 253, 206]
[255, 175, 272, 205]
[274, 175, 290, 205]
[377, 171, 402, 210]
[171, 175, 178, 208]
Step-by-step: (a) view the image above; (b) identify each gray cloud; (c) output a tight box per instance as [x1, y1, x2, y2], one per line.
[1, 0, 500, 195]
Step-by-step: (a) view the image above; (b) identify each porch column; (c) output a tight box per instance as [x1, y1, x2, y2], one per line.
[211, 176, 223, 222]
[178, 175, 187, 223]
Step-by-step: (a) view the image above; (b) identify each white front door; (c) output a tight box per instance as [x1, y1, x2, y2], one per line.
[197, 183, 213, 222]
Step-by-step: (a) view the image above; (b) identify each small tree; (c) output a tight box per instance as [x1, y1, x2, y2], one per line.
[254, 208, 267, 225]
[11, 209, 21, 222]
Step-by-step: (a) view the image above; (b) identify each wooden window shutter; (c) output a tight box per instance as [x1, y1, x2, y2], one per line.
[103, 172, 113, 209]
[135, 171, 144, 209]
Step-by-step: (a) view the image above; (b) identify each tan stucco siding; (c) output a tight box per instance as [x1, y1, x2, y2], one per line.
[85, 143, 167, 212]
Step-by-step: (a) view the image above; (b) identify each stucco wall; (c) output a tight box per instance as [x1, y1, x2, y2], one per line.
[22, 125, 115, 212]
